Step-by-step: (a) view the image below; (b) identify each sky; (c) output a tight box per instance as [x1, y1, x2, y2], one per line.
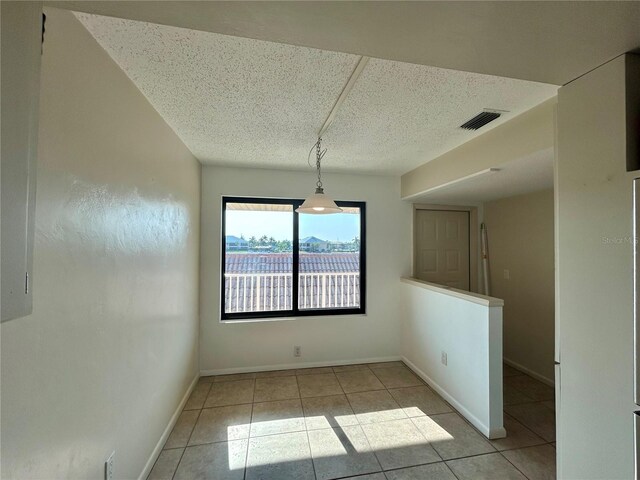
[226, 210, 360, 241]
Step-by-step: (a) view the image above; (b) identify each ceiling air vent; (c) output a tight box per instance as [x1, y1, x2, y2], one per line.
[460, 111, 502, 130]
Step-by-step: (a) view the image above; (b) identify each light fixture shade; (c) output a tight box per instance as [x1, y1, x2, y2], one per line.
[296, 191, 342, 214]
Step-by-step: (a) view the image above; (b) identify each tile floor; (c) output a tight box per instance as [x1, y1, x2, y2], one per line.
[149, 361, 556, 480]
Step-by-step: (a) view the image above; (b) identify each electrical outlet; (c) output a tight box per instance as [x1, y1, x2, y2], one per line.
[441, 351, 448, 366]
[294, 346, 301, 357]
[503, 269, 510, 280]
[105, 451, 115, 480]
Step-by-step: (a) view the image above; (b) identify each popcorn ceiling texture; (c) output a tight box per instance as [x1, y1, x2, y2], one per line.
[323, 58, 557, 174]
[76, 13, 557, 175]
[75, 12, 359, 172]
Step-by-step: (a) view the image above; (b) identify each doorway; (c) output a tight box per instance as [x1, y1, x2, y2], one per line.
[413, 205, 478, 292]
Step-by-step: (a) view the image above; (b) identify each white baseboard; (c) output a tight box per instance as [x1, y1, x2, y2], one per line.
[503, 357, 555, 387]
[200, 355, 402, 377]
[138, 373, 200, 480]
[401, 356, 506, 440]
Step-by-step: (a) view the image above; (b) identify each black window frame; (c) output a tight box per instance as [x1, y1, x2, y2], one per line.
[221, 196, 366, 321]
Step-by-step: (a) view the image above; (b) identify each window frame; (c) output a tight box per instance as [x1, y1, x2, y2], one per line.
[220, 196, 366, 321]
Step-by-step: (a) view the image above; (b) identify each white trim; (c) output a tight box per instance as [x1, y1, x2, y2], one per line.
[138, 373, 200, 480]
[200, 356, 402, 377]
[318, 56, 370, 138]
[401, 356, 506, 440]
[503, 356, 555, 387]
[219, 313, 367, 324]
[400, 277, 504, 307]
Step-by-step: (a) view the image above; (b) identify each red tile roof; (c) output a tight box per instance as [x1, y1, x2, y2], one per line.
[225, 253, 359, 274]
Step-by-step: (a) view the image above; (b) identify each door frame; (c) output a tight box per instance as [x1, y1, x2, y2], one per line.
[412, 203, 479, 293]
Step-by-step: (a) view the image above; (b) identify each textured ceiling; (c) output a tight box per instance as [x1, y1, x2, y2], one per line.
[57, 1, 640, 86]
[322, 58, 556, 174]
[76, 13, 558, 175]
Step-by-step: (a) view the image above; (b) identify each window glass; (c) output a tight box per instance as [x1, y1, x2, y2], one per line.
[224, 202, 293, 314]
[298, 207, 361, 310]
[221, 198, 365, 320]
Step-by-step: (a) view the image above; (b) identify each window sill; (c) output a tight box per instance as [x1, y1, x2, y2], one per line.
[219, 312, 367, 324]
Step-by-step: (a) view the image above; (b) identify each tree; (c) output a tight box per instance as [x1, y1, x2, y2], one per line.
[275, 239, 292, 252]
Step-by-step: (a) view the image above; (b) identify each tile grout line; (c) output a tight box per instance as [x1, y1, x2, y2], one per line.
[173, 400, 557, 456]
[169, 406, 204, 480]
[170, 361, 555, 479]
[242, 399, 254, 480]
[243, 377, 258, 480]
[499, 411, 549, 449]
[376, 460, 463, 480]
[146, 445, 173, 480]
[162, 381, 213, 480]
[406, 415, 446, 463]
[169, 446, 187, 480]
[498, 450, 534, 480]
[503, 400, 556, 443]
[393, 361, 450, 465]
[443, 461, 463, 480]
[303, 425, 319, 480]
[339, 377, 386, 477]
[501, 366, 556, 478]
[184, 404, 206, 450]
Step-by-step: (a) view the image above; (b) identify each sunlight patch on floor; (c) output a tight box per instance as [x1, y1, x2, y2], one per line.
[409, 416, 455, 443]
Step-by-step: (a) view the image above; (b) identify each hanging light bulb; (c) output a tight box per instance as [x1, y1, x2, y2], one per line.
[296, 138, 342, 214]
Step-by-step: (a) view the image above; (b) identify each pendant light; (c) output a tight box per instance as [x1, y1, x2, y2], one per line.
[296, 138, 342, 214]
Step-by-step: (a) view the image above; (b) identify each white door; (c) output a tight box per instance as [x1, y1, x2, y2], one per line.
[415, 209, 470, 290]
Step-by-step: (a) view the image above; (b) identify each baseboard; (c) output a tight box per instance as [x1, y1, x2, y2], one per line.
[503, 357, 555, 387]
[138, 372, 200, 480]
[401, 356, 506, 440]
[200, 355, 402, 376]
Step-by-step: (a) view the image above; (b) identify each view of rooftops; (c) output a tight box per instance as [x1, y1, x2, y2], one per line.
[223, 201, 362, 314]
[225, 234, 359, 253]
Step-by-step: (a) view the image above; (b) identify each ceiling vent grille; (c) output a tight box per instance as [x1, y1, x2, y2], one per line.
[460, 111, 502, 130]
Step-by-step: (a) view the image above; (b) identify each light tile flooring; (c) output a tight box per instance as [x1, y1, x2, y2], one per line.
[149, 362, 556, 480]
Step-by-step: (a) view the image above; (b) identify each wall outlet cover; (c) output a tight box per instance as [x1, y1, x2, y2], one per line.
[441, 351, 448, 366]
[294, 346, 301, 357]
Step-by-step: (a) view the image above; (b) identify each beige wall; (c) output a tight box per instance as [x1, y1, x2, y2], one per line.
[555, 54, 639, 479]
[200, 166, 411, 373]
[483, 189, 555, 383]
[0, 9, 201, 480]
[401, 99, 555, 199]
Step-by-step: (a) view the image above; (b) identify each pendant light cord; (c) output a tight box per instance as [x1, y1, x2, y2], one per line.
[307, 137, 327, 192]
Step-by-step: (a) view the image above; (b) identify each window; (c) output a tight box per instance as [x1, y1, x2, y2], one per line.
[221, 197, 366, 320]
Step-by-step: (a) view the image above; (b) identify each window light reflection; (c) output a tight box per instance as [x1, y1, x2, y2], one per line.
[222, 408, 457, 470]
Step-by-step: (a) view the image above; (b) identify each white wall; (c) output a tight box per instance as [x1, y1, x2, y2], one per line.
[556, 54, 639, 479]
[483, 189, 555, 383]
[200, 166, 411, 372]
[1, 9, 201, 480]
[400, 278, 505, 439]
